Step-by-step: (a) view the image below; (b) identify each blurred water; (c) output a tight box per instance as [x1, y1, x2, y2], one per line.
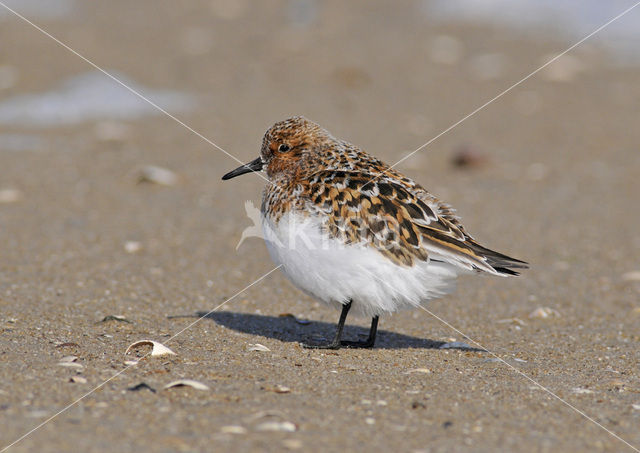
[425, 0, 640, 63]
[0, 0, 75, 20]
[0, 71, 195, 127]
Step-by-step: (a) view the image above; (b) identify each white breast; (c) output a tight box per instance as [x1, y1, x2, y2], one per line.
[261, 211, 466, 317]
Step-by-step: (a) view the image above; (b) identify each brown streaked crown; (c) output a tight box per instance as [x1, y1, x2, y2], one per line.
[260, 116, 333, 180]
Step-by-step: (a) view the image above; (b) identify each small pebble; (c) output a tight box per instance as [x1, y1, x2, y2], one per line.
[124, 241, 143, 254]
[451, 145, 488, 169]
[220, 425, 247, 434]
[621, 271, 640, 282]
[528, 307, 560, 319]
[138, 166, 178, 186]
[0, 188, 22, 204]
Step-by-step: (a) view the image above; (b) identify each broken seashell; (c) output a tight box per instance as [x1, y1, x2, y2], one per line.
[58, 362, 84, 370]
[163, 379, 209, 391]
[256, 421, 297, 432]
[404, 368, 431, 374]
[125, 340, 176, 357]
[59, 355, 78, 363]
[572, 387, 594, 394]
[248, 343, 270, 352]
[128, 382, 156, 393]
[98, 315, 132, 324]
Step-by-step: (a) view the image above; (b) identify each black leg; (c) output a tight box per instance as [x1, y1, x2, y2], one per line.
[303, 301, 379, 350]
[340, 316, 379, 348]
[303, 300, 352, 349]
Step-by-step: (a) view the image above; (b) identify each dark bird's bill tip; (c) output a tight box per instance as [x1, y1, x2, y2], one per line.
[221, 157, 263, 180]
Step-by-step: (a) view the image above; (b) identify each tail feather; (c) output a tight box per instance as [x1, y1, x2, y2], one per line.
[468, 241, 529, 276]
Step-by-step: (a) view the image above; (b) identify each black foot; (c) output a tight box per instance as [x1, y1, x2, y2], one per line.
[302, 341, 341, 350]
[302, 338, 375, 350]
[340, 339, 375, 349]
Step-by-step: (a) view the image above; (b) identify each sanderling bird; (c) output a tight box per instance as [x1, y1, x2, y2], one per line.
[222, 116, 527, 349]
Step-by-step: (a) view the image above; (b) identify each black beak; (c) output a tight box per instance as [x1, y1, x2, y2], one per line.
[221, 157, 264, 180]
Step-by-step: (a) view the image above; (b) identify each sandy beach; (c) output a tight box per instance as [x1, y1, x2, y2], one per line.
[1, 1, 640, 451]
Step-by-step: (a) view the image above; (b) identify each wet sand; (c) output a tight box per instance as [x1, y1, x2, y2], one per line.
[1, 1, 640, 452]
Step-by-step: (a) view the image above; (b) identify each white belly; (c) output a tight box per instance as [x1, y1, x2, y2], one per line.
[262, 211, 464, 317]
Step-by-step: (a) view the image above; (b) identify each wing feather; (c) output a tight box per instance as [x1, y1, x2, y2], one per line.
[303, 171, 527, 274]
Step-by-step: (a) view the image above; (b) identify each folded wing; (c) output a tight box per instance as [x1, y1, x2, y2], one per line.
[304, 171, 528, 275]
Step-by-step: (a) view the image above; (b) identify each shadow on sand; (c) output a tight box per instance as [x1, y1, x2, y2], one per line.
[171, 310, 483, 351]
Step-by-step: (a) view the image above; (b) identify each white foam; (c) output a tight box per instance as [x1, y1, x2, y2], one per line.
[0, 71, 195, 127]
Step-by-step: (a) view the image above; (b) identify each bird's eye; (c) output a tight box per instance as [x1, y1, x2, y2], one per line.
[278, 143, 290, 153]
